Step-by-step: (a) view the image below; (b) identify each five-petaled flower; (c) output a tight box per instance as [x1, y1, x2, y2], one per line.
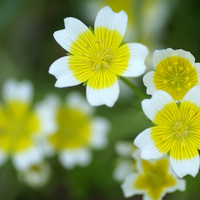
[134, 85, 200, 178]
[49, 6, 148, 107]
[0, 79, 57, 171]
[143, 48, 200, 101]
[46, 92, 110, 169]
[121, 150, 186, 200]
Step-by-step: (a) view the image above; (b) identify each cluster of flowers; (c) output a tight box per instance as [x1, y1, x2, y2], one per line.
[49, 5, 200, 199]
[0, 79, 110, 188]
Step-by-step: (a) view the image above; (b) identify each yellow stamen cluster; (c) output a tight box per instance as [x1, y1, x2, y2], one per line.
[154, 56, 198, 101]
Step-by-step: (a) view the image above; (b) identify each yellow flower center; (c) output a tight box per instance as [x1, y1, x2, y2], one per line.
[134, 158, 176, 200]
[153, 56, 198, 101]
[0, 101, 40, 153]
[49, 107, 91, 150]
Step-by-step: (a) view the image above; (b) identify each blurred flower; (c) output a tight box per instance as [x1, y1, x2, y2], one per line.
[113, 141, 137, 182]
[49, 6, 148, 107]
[143, 48, 200, 101]
[47, 92, 110, 169]
[18, 162, 51, 189]
[121, 150, 186, 200]
[0, 79, 57, 170]
[134, 86, 200, 178]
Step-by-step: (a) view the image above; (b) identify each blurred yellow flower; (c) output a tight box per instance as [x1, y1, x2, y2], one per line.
[47, 92, 110, 169]
[0, 79, 57, 170]
[121, 150, 186, 200]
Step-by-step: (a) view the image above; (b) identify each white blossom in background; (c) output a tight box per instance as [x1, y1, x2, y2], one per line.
[0, 78, 57, 171]
[121, 150, 186, 200]
[113, 141, 137, 182]
[18, 162, 52, 188]
[46, 91, 110, 169]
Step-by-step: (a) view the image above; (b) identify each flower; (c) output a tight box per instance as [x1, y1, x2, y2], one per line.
[18, 162, 51, 188]
[113, 141, 137, 182]
[143, 48, 200, 101]
[0, 79, 57, 170]
[134, 85, 200, 178]
[49, 6, 148, 107]
[47, 91, 110, 169]
[121, 150, 186, 200]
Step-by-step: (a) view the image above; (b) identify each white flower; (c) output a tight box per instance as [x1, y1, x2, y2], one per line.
[0, 79, 57, 170]
[121, 150, 186, 200]
[49, 6, 148, 107]
[47, 91, 110, 169]
[18, 162, 51, 188]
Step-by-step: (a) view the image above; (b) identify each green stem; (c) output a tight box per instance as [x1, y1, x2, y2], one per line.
[120, 77, 147, 99]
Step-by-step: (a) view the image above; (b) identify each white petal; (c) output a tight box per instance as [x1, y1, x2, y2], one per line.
[53, 17, 88, 52]
[122, 43, 149, 77]
[49, 56, 81, 88]
[66, 91, 95, 115]
[12, 147, 44, 171]
[94, 6, 128, 37]
[142, 90, 175, 122]
[170, 155, 199, 178]
[134, 128, 164, 160]
[143, 71, 156, 95]
[113, 160, 135, 182]
[182, 85, 200, 106]
[86, 81, 120, 107]
[90, 117, 110, 149]
[35, 94, 59, 136]
[3, 78, 33, 103]
[59, 148, 92, 169]
[194, 63, 200, 84]
[152, 48, 195, 69]
[121, 173, 144, 198]
[115, 141, 134, 157]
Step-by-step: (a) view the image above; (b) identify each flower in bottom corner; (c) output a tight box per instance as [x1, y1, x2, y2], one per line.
[121, 150, 186, 200]
[0, 79, 57, 171]
[134, 85, 200, 178]
[49, 6, 148, 107]
[47, 91, 110, 169]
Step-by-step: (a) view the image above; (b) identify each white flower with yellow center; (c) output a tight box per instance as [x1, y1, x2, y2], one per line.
[0, 79, 57, 170]
[143, 48, 200, 101]
[18, 162, 51, 188]
[121, 150, 186, 200]
[49, 6, 148, 107]
[47, 92, 110, 169]
[134, 85, 200, 178]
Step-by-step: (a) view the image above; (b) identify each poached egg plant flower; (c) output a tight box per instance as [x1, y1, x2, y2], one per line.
[46, 92, 110, 169]
[0, 79, 57, 171]
[134, 85, 200, 178]
[121, 150, 186, 200]
[143, 48, 200, 101]
[49, 6, 148, 107]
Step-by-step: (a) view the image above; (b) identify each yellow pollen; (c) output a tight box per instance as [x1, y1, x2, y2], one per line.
[186, 76, 189, 81]
[187, 67, 190, 72]
[177, 87, 181, 91]
[163, 80, 168, 84]
[188, 82, 192, 87]
[173, 62, 178, 65]
[179, 67, 183, 70]
[171, 81, 176, 85]
[168, 66, 172, 71]
[190, 110, 195, 117]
